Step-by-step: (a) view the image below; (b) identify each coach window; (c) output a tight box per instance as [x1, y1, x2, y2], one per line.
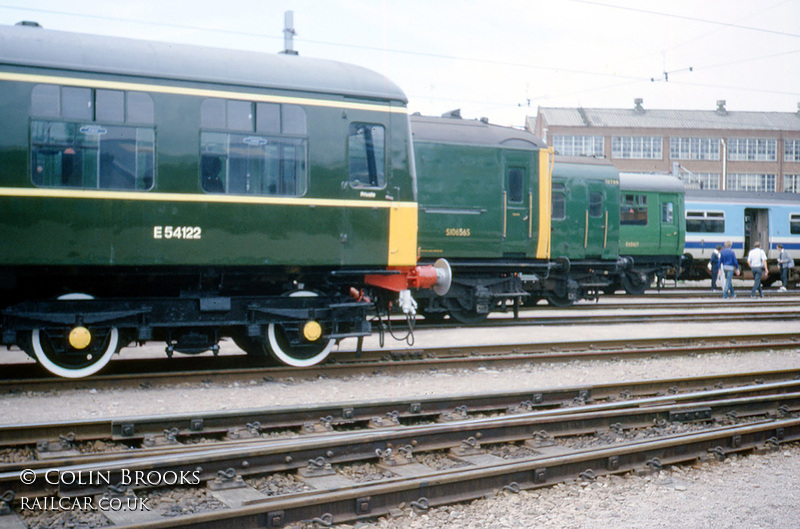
[661, 202, 674, 223]
[30, 85, 155, 191]
[791, 214, 800, 235]
[349, 123, 386, 189]
[589, 192, 603, 218]
[552, 183, 566, 220]
[507, 167, 525, 204]
[200, 99, 308, 196]
[620, 194, 647, 225]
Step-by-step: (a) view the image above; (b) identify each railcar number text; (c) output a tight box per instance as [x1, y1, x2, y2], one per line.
[154, 226, 202, 240]
[445, 228, 471, 237]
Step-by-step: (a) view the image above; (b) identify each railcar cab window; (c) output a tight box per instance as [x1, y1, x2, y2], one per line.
[552, 183, 566, 220]
[685, 211, 725, 233]
[620, 194, 647, 225]
[200, 99, 308, 196]
[348, 123, 386, 189]
[30, 85, 155, 190]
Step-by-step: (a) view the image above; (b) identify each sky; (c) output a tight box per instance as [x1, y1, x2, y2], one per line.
[1, 0, 798, 127]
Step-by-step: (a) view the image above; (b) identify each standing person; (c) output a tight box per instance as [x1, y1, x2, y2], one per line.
[720, 240, 740, 299]
[709, 244, 722, 291]
[747, 242, 768, 298]
[777, 243, 794, 291]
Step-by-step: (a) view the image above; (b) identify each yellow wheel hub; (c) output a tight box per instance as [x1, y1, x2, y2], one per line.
[68, 326, 92, 350]
[302, 321, 323, 342]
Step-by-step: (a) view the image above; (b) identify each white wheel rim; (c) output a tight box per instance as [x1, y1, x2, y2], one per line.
[31, 328, 119, 378]
[267, 290, 333, 367]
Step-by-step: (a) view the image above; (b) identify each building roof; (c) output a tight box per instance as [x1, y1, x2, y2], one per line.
[534, 106, 800, 132]
[0, 23, 407, 103]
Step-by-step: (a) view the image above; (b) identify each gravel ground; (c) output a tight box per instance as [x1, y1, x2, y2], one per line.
[2, 317, 800, 528]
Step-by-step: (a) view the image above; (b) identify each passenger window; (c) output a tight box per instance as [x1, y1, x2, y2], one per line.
[686, 211, 724, 233]
[61, 87, 92, 121]
[31, 84, 60, 117]
[349, 123, 386, 189]
[200, 99, 308, 196]
[30, 85, 155, 191]
[507, 167, 525, 204]
[620, 194, 648, 225]
[589, 192, 603, 218]
[791, 214, 800, 234]
[552, 193, 566, 220]
[95, 90, 125, 123]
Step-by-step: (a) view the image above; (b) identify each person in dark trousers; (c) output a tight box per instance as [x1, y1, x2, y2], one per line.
[709, 244, 722, 291]
[747, 242, 768, 298]
[720, 240, 740, 299]
[777, 243, 794, 291]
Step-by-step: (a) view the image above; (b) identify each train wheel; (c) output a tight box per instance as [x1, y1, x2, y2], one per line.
[545, 292, 574, 307]
[267, 291, 334, 367]
[622, 271, 651, 295]
[448, 308, 489, 324]
[27, 327, 119, 378]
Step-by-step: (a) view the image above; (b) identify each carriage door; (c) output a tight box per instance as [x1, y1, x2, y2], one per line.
[659, 199, 679, 252]
[502, 156, 530, 256]
[584, 181, 607, 258]
[744, 208, 769, 255]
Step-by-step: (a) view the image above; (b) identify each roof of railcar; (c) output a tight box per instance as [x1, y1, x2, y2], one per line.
[685, 188, 800, 206]
[410, 114, 546, 150]
[620, 172, 685, 194]
[0, 23, 408, 103]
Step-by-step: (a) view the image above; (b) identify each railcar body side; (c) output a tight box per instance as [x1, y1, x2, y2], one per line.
[548, 157, 623, 302]
[684, 189, 800, 286]
[411, 114, 552, 321]
[613, 173, 686, 293]
[0, 24, 448, 377]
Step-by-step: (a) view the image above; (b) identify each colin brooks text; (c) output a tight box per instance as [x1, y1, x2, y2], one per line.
[21, 496, 150, 512]
[40, 469, 201, 486]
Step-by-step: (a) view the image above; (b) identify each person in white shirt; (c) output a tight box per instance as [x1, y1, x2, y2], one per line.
[747, 242, 768, 298]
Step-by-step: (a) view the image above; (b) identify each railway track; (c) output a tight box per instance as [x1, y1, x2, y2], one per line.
[1, 331, 799, 393]
[2, 371, 799, 528]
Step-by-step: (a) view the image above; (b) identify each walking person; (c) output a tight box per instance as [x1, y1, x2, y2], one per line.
[777, 243, 794, 291]
[720, 240, 739, 299]
[747, 242, 768, 298]
[709, 244, 722, 291]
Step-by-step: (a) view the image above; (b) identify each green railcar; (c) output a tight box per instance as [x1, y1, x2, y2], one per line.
[411, 114, 552, 321]
[547, 156, 623, 304]
[0, 23, 447, 377]
[615, 173, 686, 292]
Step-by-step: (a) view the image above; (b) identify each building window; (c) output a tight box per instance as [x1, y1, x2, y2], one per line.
[785, 140, 800, 162]
[727, 173, 776, 192]
[620, 194, 647, 225]
[686, 211, 725, 233]
[552, 135, 604, 157]
[670, 137, 720, 160]
[200, 99, 307, 196]
[30, 85, 155, 191]
[348, 123, 386, 189]
[612, 136, 662, 159]
[683, 173, 720, 190]
[552, 183, 566, 220]
[727, 138, 777, 161]
[785, 174, 800, 193]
